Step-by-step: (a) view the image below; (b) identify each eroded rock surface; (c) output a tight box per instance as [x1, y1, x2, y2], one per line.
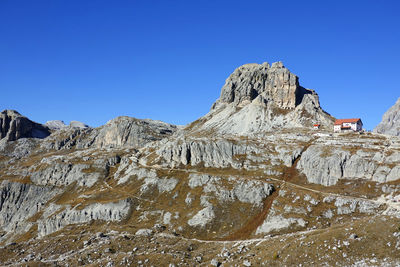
[374, 97, 400, 136]
[93, 116, 178, 149]
[187, 61, 334, 135]
[0, 110, 50, 141]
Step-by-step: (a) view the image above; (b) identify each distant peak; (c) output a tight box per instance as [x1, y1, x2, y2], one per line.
[271, 61, 284, 68]
[1, 109, 22, 117]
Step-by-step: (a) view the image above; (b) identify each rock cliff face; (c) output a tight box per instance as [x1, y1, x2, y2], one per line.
[0, 110, 50, 141]
[219, 61, 300, 109]
[374, 97, 400, 136]
[188, 62, 334, 135]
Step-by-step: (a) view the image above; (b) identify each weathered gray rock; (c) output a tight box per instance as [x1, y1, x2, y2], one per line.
[323, 195, 382, 215]
[41, 116, 178, 151]
[219, 62, 299, 109]
[38, 199, 131, 237]
[30, 162, 102, 187]
[374, 97, 400, 136]
[93, 116, 178, 149]
[0, 138, 39, 158]
[297, 143, 400, 185]
[0, 110, 50, 141]
[188, 173, 274, 206]
[135, 228, 153, 236]
[186, 62, 334, 135]
[140, 177, 178, 194]
[40, 127, 95, 151]
[45, 120, 68, 130]
[155, 138, 251, 168]
[255, 215, 307, 234]
[0, 181, 61, 238]
[152, 136, 305, 170]
[187, 206, 215, 227]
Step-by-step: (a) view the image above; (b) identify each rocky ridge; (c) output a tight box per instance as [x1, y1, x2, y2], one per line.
[374, 97, 400, 136]
[45, 120, 89, 130]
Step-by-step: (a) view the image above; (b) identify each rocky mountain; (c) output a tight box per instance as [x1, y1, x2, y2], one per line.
[1, 62, 400, 266]
[374, 97, 400, 136]
[0, 110, 50, 141]
[187, 62, 334, 136]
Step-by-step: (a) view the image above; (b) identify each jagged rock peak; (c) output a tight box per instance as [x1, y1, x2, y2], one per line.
[187, 61, 334, 135]
[0, 110, 51, 141]
[374, 97, 400, 136]
[217, 61, 305, 109]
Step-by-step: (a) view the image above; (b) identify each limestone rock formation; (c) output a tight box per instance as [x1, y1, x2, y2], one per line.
[187, 61, 334, 135]
[219, 61, 299, 109]
[0, 181, 61, 242]
[374, 97, 400, 136]
[93, 116, 179, 149]
[0, 110, 50, 141]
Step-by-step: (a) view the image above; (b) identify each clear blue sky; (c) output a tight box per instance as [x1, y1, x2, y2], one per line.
[1, 0, 399, 130]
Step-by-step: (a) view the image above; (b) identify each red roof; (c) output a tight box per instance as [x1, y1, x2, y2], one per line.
[334, 118, 361, 125]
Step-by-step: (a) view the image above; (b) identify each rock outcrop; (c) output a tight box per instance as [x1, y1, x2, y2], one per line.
[219, 61, 300, 109]
[0, 181, 61, 241]
[0, 110, 50, 141]
[37, 199, 131, 237]
[93, 116, 178, 149]
[374, 97, 400, 136]
[187, 62, 334, 136]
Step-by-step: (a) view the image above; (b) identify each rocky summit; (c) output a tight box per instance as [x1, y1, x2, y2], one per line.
[374, 97, 400, 136]
[1, 62, 400, 266]
[0, 110, 50, 142]
[188, 62, 334, 136]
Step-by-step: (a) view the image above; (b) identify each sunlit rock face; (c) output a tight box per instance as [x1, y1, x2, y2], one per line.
[374, 97, 400, 136]
[219, 61, 300, 109]
[188, 61, 334, 136]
